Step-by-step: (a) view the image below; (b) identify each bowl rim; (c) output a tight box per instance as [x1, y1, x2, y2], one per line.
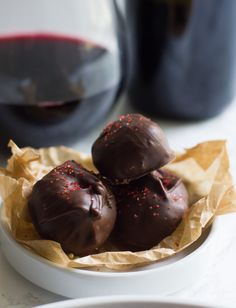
[35, 295, 220, 308]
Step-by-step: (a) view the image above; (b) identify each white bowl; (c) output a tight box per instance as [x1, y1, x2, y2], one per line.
[0, 207, 219, 298]
[36, 295, 222, 308]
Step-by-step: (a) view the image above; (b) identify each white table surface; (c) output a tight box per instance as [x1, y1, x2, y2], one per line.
[1, 97, 236, 308]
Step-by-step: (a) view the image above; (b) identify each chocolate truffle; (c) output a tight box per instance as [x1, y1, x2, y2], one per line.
[112, 169, 188, 251]
[28, 160, 116, 256]
[92, 114, 174, 183]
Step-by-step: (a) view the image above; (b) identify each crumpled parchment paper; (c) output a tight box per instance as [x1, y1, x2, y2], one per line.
[0, 140, 235, 270]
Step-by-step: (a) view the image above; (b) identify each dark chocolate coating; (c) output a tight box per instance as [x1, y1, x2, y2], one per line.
[111, 169, 188, 251]
[28, 160, 116, 256]
[92, 114, 174, 183]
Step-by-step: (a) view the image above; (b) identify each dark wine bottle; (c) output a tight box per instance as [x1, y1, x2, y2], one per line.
[125, 0, 236, 120]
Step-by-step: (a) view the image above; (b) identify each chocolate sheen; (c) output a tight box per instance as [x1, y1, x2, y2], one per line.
[111, 169, 188, 251]
[28, 160, 116, 256]
[92, 113, 174, 183]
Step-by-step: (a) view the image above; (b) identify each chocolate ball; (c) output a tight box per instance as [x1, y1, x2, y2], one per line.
[112, 169, 188, 251]
[28, 160, 116, 256]
[92, 114, 174, 183]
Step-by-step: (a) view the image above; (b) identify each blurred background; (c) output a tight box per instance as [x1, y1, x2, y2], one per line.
[1, 2, 236, 307]
[0, 0, 236, 175]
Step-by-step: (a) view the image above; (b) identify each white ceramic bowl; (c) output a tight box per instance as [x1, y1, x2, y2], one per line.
[36, 296, 222, 308]
[0, 207, 219, 298]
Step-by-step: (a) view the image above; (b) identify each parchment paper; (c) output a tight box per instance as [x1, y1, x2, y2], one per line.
[0, 140, 235, 270]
